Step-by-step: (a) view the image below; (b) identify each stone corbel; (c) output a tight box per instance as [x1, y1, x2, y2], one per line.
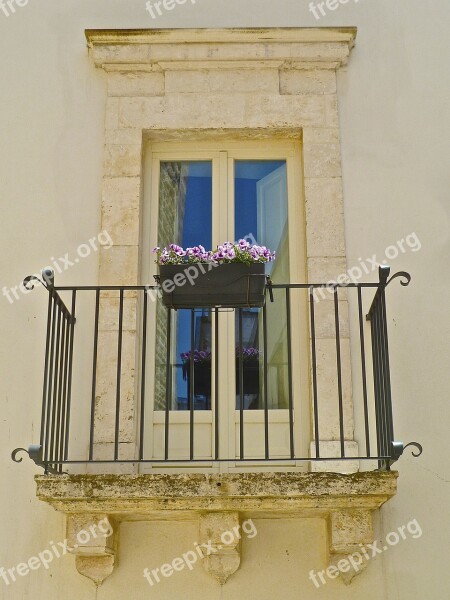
[199, 512, 241, 585]
[66, 514, 117, 586]
[327, 509, 373, 585]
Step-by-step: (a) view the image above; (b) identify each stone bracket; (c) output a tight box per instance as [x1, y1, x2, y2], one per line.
[327, 509, 373, 585]
[66, 513, 117, 586]
[199, 512, 241, 585]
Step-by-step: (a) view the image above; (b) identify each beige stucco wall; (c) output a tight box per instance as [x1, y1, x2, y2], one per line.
[0, 1, 449, 599]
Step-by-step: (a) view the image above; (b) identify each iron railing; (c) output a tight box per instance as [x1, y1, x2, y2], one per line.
[12, 266, 422, 473]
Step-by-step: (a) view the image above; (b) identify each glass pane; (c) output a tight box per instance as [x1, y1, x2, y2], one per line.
[234, 160, 289, 410]
[155, 161, 213, 411]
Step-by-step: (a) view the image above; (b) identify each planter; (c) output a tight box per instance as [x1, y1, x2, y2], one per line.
[158, 262, 267, 309]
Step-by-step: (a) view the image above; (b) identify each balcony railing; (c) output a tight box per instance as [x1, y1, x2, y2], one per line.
[12, 266, 422, 474]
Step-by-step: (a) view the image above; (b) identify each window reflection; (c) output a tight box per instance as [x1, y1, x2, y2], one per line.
[234, 160, 289, 410]
[155, 162, 213, 411]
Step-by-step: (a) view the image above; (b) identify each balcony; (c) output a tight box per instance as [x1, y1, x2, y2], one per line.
[13, 265, 422, 585]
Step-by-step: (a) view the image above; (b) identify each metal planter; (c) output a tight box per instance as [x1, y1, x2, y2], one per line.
[158, 262, 267, 309]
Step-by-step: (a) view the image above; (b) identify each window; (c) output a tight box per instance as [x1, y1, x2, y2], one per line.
[144, 140, 307, 466]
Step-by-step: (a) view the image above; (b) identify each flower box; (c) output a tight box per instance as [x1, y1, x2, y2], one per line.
[158, 262, 267, 309]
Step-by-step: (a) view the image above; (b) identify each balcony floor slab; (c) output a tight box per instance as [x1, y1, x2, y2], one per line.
[35, 471, 397, 518]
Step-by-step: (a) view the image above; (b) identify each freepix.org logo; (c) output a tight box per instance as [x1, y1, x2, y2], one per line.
[2, 230, 113, 305]
[309, 0, 363, 21]
[143, 519, 257, 587]
[145, 0, 196, 20]
[308, 518, 423, 588]
[0, 0, 30, 18]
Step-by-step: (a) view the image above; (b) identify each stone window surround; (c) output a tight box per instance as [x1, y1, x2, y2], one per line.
[33, 27, 401, 588]
[89, 26, 359, 469]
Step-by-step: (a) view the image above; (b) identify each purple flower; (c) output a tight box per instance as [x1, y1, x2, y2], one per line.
[153, 240, 275, 265]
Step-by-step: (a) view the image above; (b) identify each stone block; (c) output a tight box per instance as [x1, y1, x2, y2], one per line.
[280, 70, 336, 95]
[99, 245, 139, 286]
[165, 69, 279, 94]
[313, 298, 350, 338]
[119, 94, 326, 129]
[101, 177, 141, 246]
[98, 296, 138, 332]
[94, 329, 137, 443]
[103, 144, 142, 177]
[105, 128, 143, 145]
[105, 98, 119, 130]
[329, 509, 373, 552]
[311, 338, 354, 440]
[305, 178, 346, 258]
[107, 72, 164, 97]
[303, 140, 342, 178]
[307, 257, 348, 285]
[303, 127, 340, 145]
[87, 442, 138, 474]
[309, 441, 359, 474]
[325, 94, 340, 128]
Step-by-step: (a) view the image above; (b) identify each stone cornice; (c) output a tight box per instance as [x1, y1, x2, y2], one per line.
[85, 27, 357, 45]
[85, 27, 357, 71]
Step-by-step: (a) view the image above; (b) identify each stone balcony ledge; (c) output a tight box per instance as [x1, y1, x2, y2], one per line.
[36, 471, 397, 516]
[35, 471, 397, 586]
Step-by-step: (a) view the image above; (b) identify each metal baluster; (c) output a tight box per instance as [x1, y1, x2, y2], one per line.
[371, 303, 384, 467]
[139, 291, 148, 461]
[380, 291, 395, 461]
[358, 286, 371, 457]
[114, 289, 124, 461]
[40, 293, 54, 451]
[214, 308, 219, 461]
[334, 288, 345, 458]
[59, 313, 70, 473]
[262, 303, 269, 460]
[309, 288, 320, 459]
[238, 308, 244, 460]
[285, 288, 295, 459]
[49, 306, 62, 468]
[63, 290, 76, 461]
[55, 317, 67, 473]
[189, 309, 195, 460]
[164, 308, 171, 460]
[89, 289, 100, 461]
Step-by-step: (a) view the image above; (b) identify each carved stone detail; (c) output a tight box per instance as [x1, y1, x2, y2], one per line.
[199, 512, 241, 585]
[75, 555, 115, 586]
[66, 513, 116, 586]
[328, 509, 373, 585]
